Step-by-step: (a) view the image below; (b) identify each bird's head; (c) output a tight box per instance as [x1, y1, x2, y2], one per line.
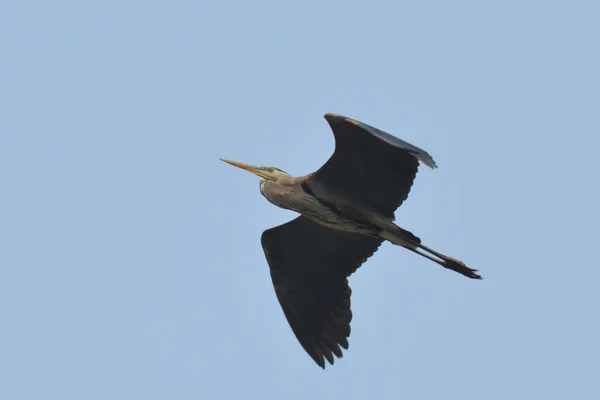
[219, 158, 290, 182]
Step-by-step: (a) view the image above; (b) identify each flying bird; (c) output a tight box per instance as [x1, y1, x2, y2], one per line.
[220, 113, 481, 369]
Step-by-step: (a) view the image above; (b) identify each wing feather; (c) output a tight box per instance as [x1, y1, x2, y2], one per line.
[306, 113, 436, 219]
[261, 216, 383, 368]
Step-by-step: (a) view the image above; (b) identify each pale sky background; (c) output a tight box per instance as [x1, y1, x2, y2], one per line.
[1, 1, 599, 399]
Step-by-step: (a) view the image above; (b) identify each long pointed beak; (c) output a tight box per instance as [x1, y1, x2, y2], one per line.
[219, 158, 267, 178]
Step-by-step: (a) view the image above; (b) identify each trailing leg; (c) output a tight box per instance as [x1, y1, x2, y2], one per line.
[407, 244, 481, 279]
[380, 229, 482, 280]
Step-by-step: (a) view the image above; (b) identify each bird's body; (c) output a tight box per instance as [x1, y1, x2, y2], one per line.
[220, 113, 481, 369]
[259, 177, 381, 236]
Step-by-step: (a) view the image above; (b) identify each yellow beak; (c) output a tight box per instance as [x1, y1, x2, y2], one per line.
[219, 158, 270, 179]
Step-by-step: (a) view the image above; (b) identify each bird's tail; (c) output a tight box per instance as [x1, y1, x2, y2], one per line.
[379, 226, 421, 248]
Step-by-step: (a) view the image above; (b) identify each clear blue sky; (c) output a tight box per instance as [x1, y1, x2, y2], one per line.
[1, 1, 599, 399]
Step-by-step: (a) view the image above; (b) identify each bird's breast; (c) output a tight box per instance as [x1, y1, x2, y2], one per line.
[259, 181, 296, 210]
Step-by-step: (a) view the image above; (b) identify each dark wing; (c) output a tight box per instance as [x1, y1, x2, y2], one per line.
[261, 216, 383, 368]
[305, 113, 437, 219]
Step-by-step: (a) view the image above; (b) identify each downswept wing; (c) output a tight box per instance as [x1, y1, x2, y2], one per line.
[305, 113, 437, 219]
[261, 216, 383, 368]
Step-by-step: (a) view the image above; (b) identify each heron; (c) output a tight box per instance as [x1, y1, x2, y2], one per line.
[220, 113, 481, 369]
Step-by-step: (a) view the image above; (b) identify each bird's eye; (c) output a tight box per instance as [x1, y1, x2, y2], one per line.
[269, 167, 275, 172]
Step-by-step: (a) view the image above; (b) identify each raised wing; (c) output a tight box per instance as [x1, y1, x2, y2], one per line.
[261, 216, 383, 368]
[305, 113, 437, 219]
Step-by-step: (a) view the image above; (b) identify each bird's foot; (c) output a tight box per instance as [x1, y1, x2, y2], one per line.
[444, 256, 482, 280]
